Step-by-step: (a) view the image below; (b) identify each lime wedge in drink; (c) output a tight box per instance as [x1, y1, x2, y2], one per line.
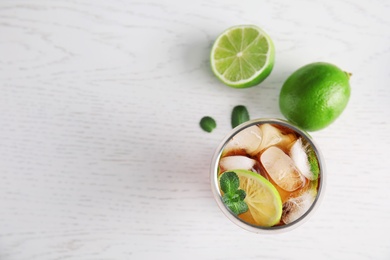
[210, 25, 275, 88]
[220, 169, 282, 227]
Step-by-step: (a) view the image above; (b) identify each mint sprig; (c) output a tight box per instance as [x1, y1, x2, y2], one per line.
[220, 171, 249, 215]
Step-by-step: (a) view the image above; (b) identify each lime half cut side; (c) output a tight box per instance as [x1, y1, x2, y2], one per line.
[210, 25, 275, 88]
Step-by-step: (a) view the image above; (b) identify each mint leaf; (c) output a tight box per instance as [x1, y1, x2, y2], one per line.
[220, 171, 239, 194]
[225, 199, 249, 215]
[235, 189, 246, 201]
[235, 200, 249, 215]
[222, 193, 230, 204]
[231, 105, 250, 128]
[199, 116, 216, 133]
[222, 190, 245, 204]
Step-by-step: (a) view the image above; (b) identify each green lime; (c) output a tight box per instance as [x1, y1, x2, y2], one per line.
[210, 25, 275, 88]
[279, 62, 351, 131]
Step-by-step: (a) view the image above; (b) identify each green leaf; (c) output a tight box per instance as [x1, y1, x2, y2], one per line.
[235, 189, 246, 201]
[199, 116, 216, 133]
[222, 193, 232, 204]
[225, 200, 249, 215]
[231, 105, 250, 128]
[235, 200, 249, 215]
[220, 171, 239, 194]
[225, 192, 239, 203]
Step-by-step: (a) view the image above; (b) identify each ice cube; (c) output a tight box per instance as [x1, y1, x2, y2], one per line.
[290, 138, 318, 181]
[223, 125, 263, 156]
[260, 146, 305, 192]
[258, 124, 295, 152]
[220, 156, 257, 172]
[282, 189, 317, 224]
[289, 138, 312, 180]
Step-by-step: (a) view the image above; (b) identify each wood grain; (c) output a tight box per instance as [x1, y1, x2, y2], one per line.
[0, 0, 389, 259]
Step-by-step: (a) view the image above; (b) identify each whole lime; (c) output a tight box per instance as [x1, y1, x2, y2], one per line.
[279, 62, 351, 131]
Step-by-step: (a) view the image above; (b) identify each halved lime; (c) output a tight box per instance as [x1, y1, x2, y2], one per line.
[220, 169, 282, 227]
[210, 25, 275, 88]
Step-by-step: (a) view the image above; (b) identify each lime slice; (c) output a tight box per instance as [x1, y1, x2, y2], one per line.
[222, 169, 282, 227]
[210, 25, 275, 88]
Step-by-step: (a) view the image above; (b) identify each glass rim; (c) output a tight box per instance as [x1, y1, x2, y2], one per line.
[210, 118, 326, 234]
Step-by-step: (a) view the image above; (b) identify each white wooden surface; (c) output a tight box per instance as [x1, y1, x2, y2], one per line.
[1, 0, 389, 259]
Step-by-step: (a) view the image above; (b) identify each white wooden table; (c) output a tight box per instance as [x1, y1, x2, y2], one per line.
[1, 0, 389, 259]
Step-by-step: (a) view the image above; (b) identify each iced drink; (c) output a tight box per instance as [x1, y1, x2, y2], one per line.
[210, 119, 324, 233]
